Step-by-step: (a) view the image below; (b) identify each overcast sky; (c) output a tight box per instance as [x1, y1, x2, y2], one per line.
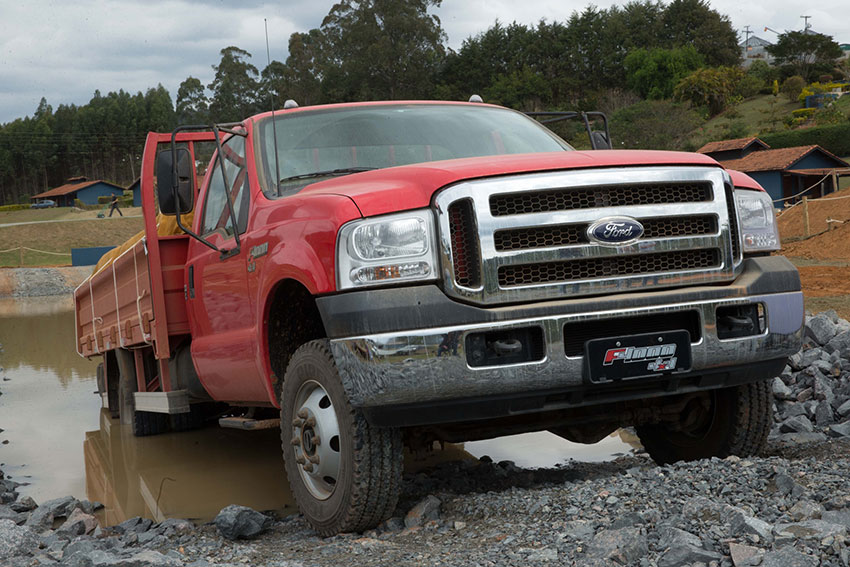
[2, 0, 849, 124]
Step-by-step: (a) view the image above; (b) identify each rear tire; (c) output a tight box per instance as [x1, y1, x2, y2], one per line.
[280, 340, 402, 536]
[636, 380, 772, 465]
[115, 349, 168, 437]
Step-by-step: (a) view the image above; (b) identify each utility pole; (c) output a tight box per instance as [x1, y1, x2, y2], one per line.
[801, 15, 811, 33]
[743, 25, 752, 48]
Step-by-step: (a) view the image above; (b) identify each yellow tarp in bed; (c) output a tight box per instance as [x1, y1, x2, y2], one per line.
[92, 212, 194, 275]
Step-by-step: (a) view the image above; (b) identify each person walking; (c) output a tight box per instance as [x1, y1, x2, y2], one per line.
[108, 194, 123, 217]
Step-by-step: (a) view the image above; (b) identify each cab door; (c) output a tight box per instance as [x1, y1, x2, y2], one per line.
[186, 133, 267, 402]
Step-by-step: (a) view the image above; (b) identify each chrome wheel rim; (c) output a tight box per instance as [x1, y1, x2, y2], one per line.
[291, 380, 342, 500]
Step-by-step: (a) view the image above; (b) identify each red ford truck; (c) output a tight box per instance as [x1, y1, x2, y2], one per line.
[75, 100, 803, 535]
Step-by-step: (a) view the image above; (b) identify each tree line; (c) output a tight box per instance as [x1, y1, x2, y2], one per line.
[0, 0, 844, 205]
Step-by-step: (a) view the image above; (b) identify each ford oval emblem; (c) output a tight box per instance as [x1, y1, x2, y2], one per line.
[587, 217, 644, 246]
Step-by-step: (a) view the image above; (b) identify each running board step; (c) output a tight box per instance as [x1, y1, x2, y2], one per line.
[218, 417, 281, 430]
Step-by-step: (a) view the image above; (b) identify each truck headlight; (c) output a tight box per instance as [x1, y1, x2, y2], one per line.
[337, 210, 439, 289]
[734, 189, 780, 253]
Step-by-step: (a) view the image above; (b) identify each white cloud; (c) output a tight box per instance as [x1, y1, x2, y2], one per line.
[1, 0, 848, 122]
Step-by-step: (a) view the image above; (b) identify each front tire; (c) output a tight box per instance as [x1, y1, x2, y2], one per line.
[281, 340, 402, 536]
[636, 380, 772, 464]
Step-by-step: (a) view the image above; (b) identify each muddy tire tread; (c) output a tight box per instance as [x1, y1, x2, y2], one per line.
[281, 340, 401, 536]
[637, 379, 773, 464]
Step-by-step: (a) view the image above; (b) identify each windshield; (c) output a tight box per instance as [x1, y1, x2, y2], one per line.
[255, 104, 573, 195]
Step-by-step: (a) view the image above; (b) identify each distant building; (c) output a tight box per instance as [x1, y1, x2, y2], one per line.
[128, 178, 141, 207]
[30, 177, 124, 207]
[739, 35, 774, 67]
[698, 137, 850, 204]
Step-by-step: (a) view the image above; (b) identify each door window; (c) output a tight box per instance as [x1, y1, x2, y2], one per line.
[201, 135, 250, 236]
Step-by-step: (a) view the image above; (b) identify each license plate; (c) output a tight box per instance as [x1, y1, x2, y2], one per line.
[584, 330, 691, 384]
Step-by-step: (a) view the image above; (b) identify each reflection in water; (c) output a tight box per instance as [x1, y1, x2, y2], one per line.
[0, 296, 97, 387]
[1, 295, 636, 527]
[465, 430, 637, 469]
[85, 410, 296, 525]
[0, 297, 100, 502]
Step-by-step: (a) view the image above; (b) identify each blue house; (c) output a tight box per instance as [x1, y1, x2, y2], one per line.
[128, 178, 141, 207]
[31, 177, 124, 207]
[698, 138, 850, 205]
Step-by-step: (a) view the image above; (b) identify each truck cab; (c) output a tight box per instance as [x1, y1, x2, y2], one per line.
[77, 100, 803, 535]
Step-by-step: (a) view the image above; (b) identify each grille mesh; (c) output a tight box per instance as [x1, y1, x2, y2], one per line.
[490, 182, 712, 216]
[448, 200, 481, 288]
[494, 215, 717, 252]
[498, 249, 720, 287]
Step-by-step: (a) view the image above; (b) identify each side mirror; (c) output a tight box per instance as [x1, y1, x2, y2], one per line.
[156, 148, 194, 215]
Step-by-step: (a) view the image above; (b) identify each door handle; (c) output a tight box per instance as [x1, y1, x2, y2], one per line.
[188, 264, 195, 299]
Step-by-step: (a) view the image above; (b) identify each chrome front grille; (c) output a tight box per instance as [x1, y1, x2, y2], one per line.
[435, 166, 742, 305]
[489, 181, 712, 216]
[494, 215, 718, 251]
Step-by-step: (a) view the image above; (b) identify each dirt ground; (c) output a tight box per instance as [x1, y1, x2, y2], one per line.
[778, 189, 850, 319]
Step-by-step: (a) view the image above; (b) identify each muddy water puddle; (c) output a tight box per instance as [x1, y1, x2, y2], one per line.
[1, 295, 635, 525]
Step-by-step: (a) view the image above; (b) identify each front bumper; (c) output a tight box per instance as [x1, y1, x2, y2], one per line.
[317, 256, 803, 426]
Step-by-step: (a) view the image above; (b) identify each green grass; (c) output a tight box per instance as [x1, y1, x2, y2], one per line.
[0, 215, 143, 267]
[0, 206, 141, 225]
[687, 95, 800, 149]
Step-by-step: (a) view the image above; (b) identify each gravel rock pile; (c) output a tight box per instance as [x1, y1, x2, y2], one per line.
[2, 314, 850, 566]
[771, 310, 850, 442]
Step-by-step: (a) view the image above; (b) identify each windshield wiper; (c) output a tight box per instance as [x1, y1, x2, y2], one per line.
[279, 167, 377, 184]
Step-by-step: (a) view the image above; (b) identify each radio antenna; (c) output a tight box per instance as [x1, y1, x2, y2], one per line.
[265, 18, 282, 196]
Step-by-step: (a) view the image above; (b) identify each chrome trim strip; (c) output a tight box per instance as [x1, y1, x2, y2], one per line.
[435, 166, 741, 305]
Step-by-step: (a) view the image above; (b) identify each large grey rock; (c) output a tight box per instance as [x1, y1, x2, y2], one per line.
[586, 527, 648, 564]
[806, 313, 838, 345]
[814, 400, 834, 426]
[779, 415, 814, 433]
[405, 495, 441, 528]
[729, 542, 763, 567]
[64, 549, 181, 567]
[25, 495, 80, 533]
[0, 504, 22, 523]
[154, 518, 193, 536]
[657, 544, 722, 567]
[774, 519, 847, 541]
[773, 377, 793, 400]
[116, 516, 152, 534]
[761, 546, 818, 567]
[788, 500, 823, 521]
[822, 509, 850, 529]
[683, 496, 742, 523]
[825, 331, 850, 356]
[0, 518, 38, 558]
[214, 505, 272, 540]
[828, 421, 850, 438]
[563, 519, 595, 541]
[658, 526, 701, 549]
[730, 511, 774, 542]
[10, 496, 37, 513]
[57, 508, 98, 537]
[836, 399, 850, 417]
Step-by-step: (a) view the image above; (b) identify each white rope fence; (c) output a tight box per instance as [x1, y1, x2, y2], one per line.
[0, 246, 72, 267]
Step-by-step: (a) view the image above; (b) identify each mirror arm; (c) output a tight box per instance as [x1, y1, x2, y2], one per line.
[211, 124, 242, 260]
[169, 125, 219, 252]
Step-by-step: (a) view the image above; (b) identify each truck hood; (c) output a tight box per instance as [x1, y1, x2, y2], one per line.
[299, 150, 724, 217]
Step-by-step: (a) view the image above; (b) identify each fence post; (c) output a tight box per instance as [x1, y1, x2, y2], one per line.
[833, 170, 839, 195]
[19, 247, 23, 267]
[802, 196, 810, 237]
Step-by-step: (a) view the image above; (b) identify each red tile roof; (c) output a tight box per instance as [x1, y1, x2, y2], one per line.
[717, 145, 849, 173]
[31, 179, 121, 200]
[697, 137, 770, 154]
